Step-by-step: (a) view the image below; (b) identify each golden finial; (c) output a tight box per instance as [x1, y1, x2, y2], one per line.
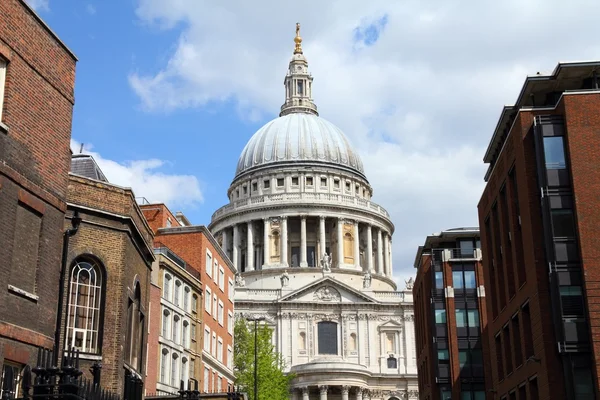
[294, 22, 303, 54]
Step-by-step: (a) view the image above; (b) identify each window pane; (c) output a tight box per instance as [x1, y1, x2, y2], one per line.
[461, 393, 472, 400]
[441, 391, 452, 400]
[552, 209, 576, 237]
[473, 392, 486, 400]
[543, 136, 566, 169]
[471, 349, 483, 365]
[460, 240, 474, 256]
[459, 350, 468, 368]
[437, 349, 449, 360]
[435, 272, 444, 289]
[435, 310, 447, 324]
[453, 271, 464, 289]
[574, 368, 594, 394]
[464, 271, 476, 288]
[317, 322, 338, 354]
[455, 309, 467, 327]
[468, 310, 480, 327]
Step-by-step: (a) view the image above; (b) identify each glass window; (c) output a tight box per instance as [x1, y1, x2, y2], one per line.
[468, 309, 480, 327]
[437, 349, 449, 361]
[252, 182, 257, 192]
[263, 179, 270, 189]
[164, 274, 171, 300]
[66, 259, 104, 354]
[192, 294, 198, 313]
[455, 309, 467, 328]
[160, 349, 168, 383]
[320, 177, 327, 187]
[218, 302, 224, 325]
[561, 286, 583, 296]
[574, 367, 594, 395]
[473, 391, 486, 400]
[334, 179, 340, 189]
[205, 287, 211, 313]
[297, 80, 303, 95]
[464, 271, 477, 288]
[543, 136, 566, 169]
[459, 240, 474, 256]
[458, 350, 468, 368]
[171, 354, 178, 387]
[1, 362, 22, 399]
[453, 271, 464, 288]
[441, 390, 452, 400]
[174, 280, 181, 306]
[306, 177, 313, 186]
[206, 252, 212, 276]
[0, 59, 6, 122]
[219, 268, 225, 291]
[435, 309, 447, 324]
[552, 209, 576, 237]
[387, 357, 397, 368]
[292, 177, 299, 185]
[471, 348, 483, 365]
[317, 322, 338, 354]
[204, 328, 210, 352]
[277, 178, 284, 187]
[435, 272, 444, 289]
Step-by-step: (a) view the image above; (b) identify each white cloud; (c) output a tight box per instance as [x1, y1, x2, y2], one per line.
[71, 140, 203, 209]
[86, 4, 96, 15]
[129, 0, 600, 280]
[25, 0, 49, 12]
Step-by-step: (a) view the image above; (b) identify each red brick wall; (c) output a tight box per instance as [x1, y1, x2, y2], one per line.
[141, 204, 181, 235]
[145, 284, 162, 393]
[562, 93, 600, 393]
[0, 0, 76, 376]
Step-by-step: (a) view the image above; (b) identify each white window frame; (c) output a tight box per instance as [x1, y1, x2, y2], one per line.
[228, 278, 234, 302]
[204, 327, 211, 352]
[227, 311, 234, 335]
[218, 301, 224, 326]
[205, 287, 212, 313]
[0, 58, 6, 122]
[227, 345, 233, 369]
[213, 294, 218, 319]
[218, 266, 225, 291]
[213, 260, 219, 282]
[203, 368, 209, 392]
[206, 250, 212, 277]
[212, 332, 217, 356]
[217, 337, 223, 362]
[163, 273, 172, 301]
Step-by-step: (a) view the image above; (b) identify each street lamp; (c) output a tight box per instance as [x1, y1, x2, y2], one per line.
[53, 210, 82, 366]
[245, 316, 265, 400]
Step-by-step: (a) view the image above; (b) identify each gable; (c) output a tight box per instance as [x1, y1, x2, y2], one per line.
[279, 277, 378, 304]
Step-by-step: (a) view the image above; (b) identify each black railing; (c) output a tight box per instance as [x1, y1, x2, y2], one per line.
[145, 381, 245, 400]
[5, 347, 120, 400]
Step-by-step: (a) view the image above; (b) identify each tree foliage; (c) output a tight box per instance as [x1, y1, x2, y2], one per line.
[234, 319, 293, 400]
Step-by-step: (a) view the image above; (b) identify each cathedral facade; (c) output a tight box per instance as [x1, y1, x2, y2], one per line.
[208, 25, 418, 400]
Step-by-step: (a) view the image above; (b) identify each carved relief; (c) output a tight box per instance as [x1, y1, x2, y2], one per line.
[313, 286, 341, 302]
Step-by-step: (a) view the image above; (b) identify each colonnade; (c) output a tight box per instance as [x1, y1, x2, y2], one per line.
[291, 385, 370, 400]
[220, 215, 393, 278]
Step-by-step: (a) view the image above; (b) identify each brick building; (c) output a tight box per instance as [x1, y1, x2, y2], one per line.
[59, 155, 155, 395]
[478, 61, 600, 399]
[146, 243, 204, 394]
[0, 0, 77, 397]
[141, 204, 236, 393]
[413, 228, 488, 400]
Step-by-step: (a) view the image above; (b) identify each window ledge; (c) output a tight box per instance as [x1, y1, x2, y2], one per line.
[8, 284, 38, 302]
[64, 352, 102, 361]
[0, 121, 8, 134]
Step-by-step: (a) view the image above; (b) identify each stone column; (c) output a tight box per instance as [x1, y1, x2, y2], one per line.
[353, 221, 360, 270]
[384, 233, 391, 277]
[281, 217, 288, 267]
[355, 388, 363, 400]
[247, 221, 254, 271]
[341, 386, 350, 400]
[319, 216, 326, 258]
[377, 228, 383, 275]
[319, 385, 328, 400]
[301, 386, 309, 400]
[366, 225, 374, 273]
[300, 216, 307, 267]
[337, 218, 344, 267]
[389, 240, 393, 275]
[232, 224, 239, 271]
[263, 218, 270, 269]
[222, 229, 229, 259]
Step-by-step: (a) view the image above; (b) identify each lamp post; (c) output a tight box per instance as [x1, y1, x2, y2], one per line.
[53, 210, 82, 366]
[245, 316, 265, 400]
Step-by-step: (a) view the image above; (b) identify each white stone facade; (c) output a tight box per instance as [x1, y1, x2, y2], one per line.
[208, 25, 418, 400]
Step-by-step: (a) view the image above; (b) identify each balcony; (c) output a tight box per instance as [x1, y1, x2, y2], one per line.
[211, 192, 390, 222]
[432, 248, 482, 262]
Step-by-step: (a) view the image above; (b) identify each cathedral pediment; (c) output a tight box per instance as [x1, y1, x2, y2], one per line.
[278, 277, 379, 304]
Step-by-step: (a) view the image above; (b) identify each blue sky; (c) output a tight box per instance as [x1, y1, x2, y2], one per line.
[29, 0, 600, 282]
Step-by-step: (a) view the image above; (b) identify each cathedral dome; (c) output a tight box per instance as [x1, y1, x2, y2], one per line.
[235, 113, 365, 179]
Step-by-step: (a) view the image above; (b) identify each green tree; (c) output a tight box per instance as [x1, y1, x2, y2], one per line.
[234, 319, 294, 400]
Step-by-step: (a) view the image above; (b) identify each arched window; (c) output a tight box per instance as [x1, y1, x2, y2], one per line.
[298, 332, 306, 350]
[164, 274, 172, 301]
[183, 321, 189, 347]
[174, 280, 182, 306]
[162, 309, 170, 338]
[387, 356, 398, 369]
[160, 348, 169, 383]
[171, 353, 179, 388]
[271, 230, 280, 261]
[343, 232, 354, 263]
[349, 333, 357, 351]
[173, 315, 180, 344]
[317, 321, 338, 355]
[184, 286, 190, 311]
[66, 258, 104, 354]
[126, 283, 144, 372]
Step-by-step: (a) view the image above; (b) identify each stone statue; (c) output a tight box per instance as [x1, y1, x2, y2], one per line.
[321, 253, 332, 272]
[363, 270, 372, 289]
[280, 270, 289, 287]
[405, 277, 414, 290]
[235, 273, 245, 287]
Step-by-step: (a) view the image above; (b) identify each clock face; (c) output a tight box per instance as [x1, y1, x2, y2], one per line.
[296, 66, 302, 72]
